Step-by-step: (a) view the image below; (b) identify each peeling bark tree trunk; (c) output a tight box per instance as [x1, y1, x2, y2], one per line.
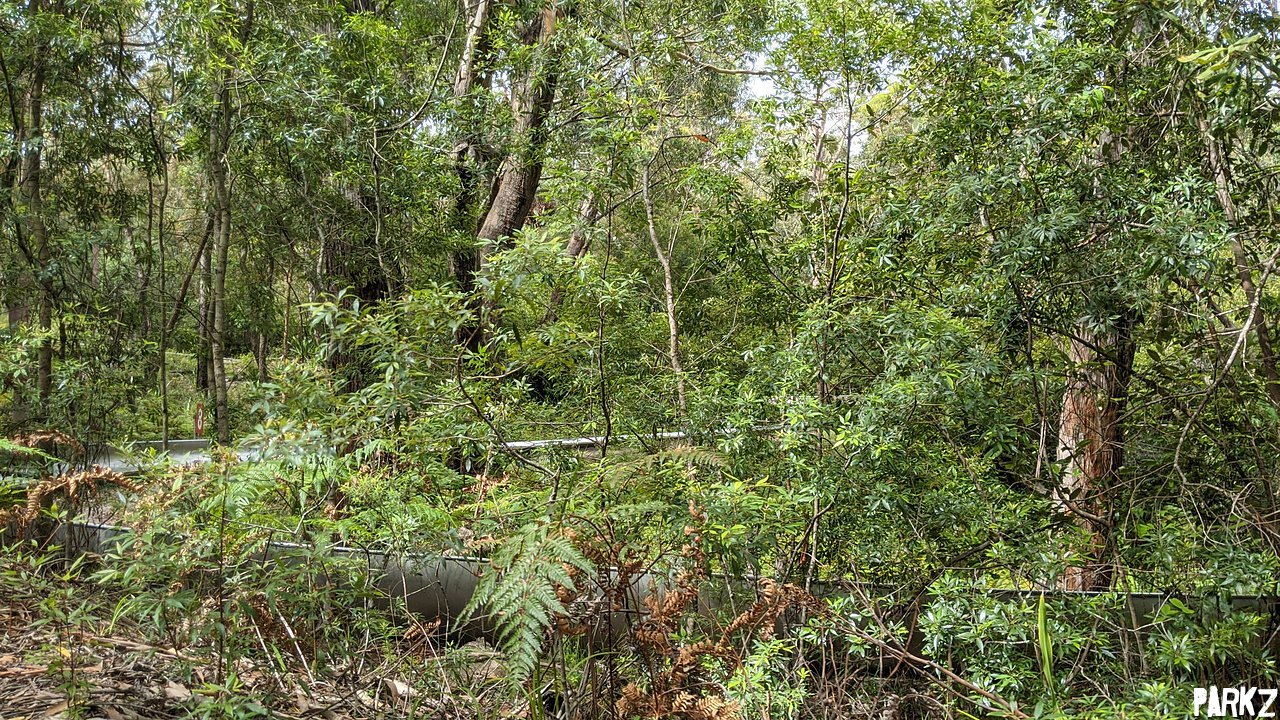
[1055, 318, 1134, 590]
[642, 165, 686, 416]
[1054, 124, 1136, 592]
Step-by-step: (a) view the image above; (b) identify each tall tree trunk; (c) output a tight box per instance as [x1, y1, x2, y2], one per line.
[642, 165, 686, 416]
[157, 144, 171, 447]
[209, 78, 232, 443]
[447, 0, 492, 349]
[17, 0, 52, 411]
[452, 0, 491, 99]
[450, 2, 561, 350]
[475, 7, 559, 246]
[1054, 123, 1135, 590]
[1198, 116, 1280, 407]
[205, 1, 252, 443]
[1054, 317, 1135, 590]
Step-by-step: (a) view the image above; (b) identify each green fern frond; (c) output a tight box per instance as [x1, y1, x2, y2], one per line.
[464, 521, 593, 683]
[0, 438, 55, 463]
[606, 445, 727, 479]
[650, 445, 726, 468]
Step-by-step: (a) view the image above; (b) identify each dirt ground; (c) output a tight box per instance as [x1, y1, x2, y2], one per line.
[0, 576, 515, 720]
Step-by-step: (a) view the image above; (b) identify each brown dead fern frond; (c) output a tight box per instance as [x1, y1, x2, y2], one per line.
[616, 683, 741, 720]
[11, 430, 85, 457]
[721, 578, 827, 643]
[616, 682, 650, 717]
[0, 465, 139, 529]
[617, 575, 825, 720]
[672, 691, 741, 720]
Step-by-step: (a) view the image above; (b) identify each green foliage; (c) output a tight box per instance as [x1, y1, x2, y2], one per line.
[725, 638, 809, 719]
[3, 0, 1280, 713]
[464, 521, 593, 684]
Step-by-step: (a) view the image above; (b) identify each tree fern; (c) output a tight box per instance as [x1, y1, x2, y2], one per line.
[464, 521, 593, 683]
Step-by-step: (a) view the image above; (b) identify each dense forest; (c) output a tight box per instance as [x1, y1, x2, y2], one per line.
[2, 0, 1280, 717]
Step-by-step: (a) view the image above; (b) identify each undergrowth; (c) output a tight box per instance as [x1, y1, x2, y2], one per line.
[3, 429, 1278, 719]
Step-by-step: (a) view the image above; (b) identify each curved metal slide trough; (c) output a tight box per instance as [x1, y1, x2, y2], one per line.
[80, 433, 690, 476]
[10, 435, 1280, 660]
[51, 521, 706, 644]
[45, 520, 1280, 658]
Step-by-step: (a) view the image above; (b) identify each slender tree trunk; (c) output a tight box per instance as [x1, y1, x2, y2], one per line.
[158, 148, 171, 447]
[209, 77, 233, 443]
[5, 303, 28, 424]
[255, 331, 268, 383]
[642, 165, 686, 416]
[543, 195, 598, 323]
[282, 265, 292, 356]
[3, 48, 29, 422]
[17, 0, 52, 410]
[1198, 116, 1280, 406]
[203, 1, 252, 442]
[149, 66, 176, 447]
[197, 238, 211, 393]
[35, 283, 51, 407]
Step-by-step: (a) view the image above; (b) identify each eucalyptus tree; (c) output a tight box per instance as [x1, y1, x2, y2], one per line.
[906, 0, 1280, 590]
[765, 0, 1280, 593]
[438, 0, 770, 354]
